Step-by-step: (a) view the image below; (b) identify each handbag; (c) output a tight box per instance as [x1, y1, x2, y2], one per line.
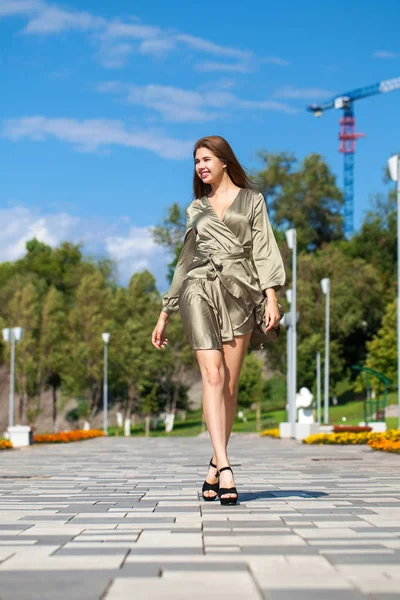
[250, 295, 285, 349]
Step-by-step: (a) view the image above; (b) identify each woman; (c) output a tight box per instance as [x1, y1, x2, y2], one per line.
[151, 136, 286, 505]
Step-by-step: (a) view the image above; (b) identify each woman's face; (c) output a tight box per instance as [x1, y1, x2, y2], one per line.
[194, 147, 225, 185]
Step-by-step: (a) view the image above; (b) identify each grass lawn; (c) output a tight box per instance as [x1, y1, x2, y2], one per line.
[108, 389, 399, 437]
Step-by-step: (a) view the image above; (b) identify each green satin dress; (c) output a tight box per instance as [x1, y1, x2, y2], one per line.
[161, 188, 286, 350]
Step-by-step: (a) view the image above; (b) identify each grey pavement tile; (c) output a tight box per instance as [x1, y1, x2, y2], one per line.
[261, 590, 366, 600]
[1, 435, 400, 598]
[128, 547, 204, 555]
[54, 547, 131, 555]
[0, 571, 112, 600]
[239, 546, 319, 555]
[326, 553, 400, 564]
[369, 596, 400, 600]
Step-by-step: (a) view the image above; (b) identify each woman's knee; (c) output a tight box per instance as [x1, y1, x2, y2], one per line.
[202, 364, 224, 388]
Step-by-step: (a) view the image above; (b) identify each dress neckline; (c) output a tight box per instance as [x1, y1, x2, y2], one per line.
[206, 188, 243, 223]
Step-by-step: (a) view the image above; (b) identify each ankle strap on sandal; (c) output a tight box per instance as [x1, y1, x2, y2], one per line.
[218, 466, 232, 474]
[209, 459, 217, 469]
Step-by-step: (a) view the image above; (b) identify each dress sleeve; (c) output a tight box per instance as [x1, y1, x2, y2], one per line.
[251, 192, 286, 291]
[161, 208, 196, 315]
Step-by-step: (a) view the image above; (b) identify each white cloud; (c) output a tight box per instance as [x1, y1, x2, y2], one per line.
[373, 50, 398, 59]
[22, 4, 104, 33]
[96, 43, 134, 69]
[139, 37, 176, 57]
[101, 20, 161, 41]
[97, 82, 298, 122]
[0, 0, 41, 16]
[274, 85, 334, 99]
[2, 116, 193, 159]
[0, 205, 79, 261]
[105, 226, 166, 281]
[175, 33, 251, 60]
[0, 204, 170, 287]
[0, 0, 266, 71]
[194, 61, 255, 74]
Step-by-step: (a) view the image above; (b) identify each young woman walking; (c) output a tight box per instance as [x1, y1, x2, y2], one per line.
[151, 136, 286, 505]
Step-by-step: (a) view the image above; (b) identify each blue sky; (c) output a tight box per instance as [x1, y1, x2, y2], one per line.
[1, 0, 399, 290]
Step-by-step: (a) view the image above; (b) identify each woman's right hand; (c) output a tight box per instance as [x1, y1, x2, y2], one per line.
[151, 313, 169, 350]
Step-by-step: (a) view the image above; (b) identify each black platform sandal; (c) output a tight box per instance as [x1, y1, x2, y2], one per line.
[217, 466, 238, 505]
[201, 459, 219, 501]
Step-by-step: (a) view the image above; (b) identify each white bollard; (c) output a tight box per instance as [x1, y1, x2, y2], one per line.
[7, 425, 32, 447]
[165, 413, 175, 433]
[124, 418, 131, 437]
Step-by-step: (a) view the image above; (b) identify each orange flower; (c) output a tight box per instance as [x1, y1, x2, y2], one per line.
[34, 430, 105, 444]
[0, 440, 13, 450]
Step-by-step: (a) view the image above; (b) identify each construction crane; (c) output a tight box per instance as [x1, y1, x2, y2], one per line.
[307, 76, 400, 238]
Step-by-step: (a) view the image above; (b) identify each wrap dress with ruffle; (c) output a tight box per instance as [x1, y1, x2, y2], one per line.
[161, 188, 286, 350]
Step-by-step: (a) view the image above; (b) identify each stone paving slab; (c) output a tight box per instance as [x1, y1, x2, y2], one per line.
[0, 434, 399, 598]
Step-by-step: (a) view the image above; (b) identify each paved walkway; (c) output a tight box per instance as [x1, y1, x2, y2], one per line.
[0, 434, 399, 599]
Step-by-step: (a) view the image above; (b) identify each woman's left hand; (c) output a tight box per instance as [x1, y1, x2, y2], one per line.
[264, 299, 281, 331]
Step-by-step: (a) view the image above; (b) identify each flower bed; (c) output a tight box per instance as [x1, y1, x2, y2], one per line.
[303, 431, 376, 445]
[260, 428, 280, 438]
[34, 429, 105, 444]
[332, 425, 372, 433]
[0, 440, 13, 450]
[303, 429, 400, 452]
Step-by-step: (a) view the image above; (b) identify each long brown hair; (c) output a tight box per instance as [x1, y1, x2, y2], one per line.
[193, 135, 253, 199]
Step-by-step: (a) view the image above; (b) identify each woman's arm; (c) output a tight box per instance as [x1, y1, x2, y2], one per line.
[251, 192, 286, 293]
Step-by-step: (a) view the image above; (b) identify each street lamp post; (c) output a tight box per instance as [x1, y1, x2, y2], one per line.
[2, 327, 23, 428]
[102, 333, 110, 435]
[388, 154, 400, 429]
[321, 278, 331, 425]
[316, 351, 321, 425]
[285, 229, 297, 436]
[285, 289, 293, 426]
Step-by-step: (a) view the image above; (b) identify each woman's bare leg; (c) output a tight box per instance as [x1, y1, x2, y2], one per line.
[196, 348, 227, 498]
[201, 332, 252, 499]
[212, 332, 252, 499]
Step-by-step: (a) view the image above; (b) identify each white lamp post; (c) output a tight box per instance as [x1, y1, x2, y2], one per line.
[320, 278, 331, 425]
[285, 229, 297, 436]
[102, 333, 110, 435]
[285, 289, 293, 427]
[2, 327, 23, 428]
[388, 154, 400, 429]
[316, 351, 321, 424]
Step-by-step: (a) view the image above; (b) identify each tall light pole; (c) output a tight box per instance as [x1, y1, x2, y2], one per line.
[2, 327, 23, 428]
[316, 351, 321, 425]
[285, 289, 293, 426]
[388, 154, 400, 429]
[286, 229, 297, 436]
[102, 333, 110, 435]
[321, 278, 331, 425]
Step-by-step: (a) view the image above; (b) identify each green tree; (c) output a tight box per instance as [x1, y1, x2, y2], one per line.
[346, 191, 396, 294]
[39, 287, 68, 432]
[7, 281, 40, 424]
[238, 354, 264, 430]
[113, 271, 163, 420]
[254, 151, 344, 251]
[365, 299, 397, 384]
[152, 203, 188, 282]
[65, 271, 112, 417]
